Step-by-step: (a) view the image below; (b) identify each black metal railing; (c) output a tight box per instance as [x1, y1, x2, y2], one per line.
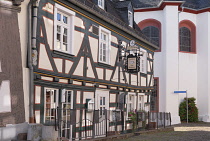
[50, 108, 171, 140]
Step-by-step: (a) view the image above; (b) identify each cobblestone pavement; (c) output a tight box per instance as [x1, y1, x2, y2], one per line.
[121, 122, 210, 141]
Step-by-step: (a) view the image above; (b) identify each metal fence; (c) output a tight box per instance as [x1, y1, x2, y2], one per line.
[52, 108, 171, 140]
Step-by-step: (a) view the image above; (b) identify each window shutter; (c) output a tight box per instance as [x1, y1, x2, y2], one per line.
[92, 25, 99, 35]
[70, 110, 76, 124]
[119, 93, 125, 110]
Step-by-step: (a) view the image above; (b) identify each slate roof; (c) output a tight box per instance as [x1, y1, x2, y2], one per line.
[72, 0, 159, 47]
[132, 0, 210, 10]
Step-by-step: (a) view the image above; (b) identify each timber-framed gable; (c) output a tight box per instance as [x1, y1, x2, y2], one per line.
[32, 0, 158, 138]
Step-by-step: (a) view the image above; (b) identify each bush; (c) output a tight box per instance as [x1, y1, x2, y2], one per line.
[179, 97, 198, 122]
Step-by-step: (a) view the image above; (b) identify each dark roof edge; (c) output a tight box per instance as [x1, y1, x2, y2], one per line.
[66, 0, 159, 50]
[133, 1, 184, 10]
[181, 6, 210, 11]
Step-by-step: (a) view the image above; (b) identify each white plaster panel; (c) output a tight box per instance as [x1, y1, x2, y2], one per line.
[73, 57, 84, 76]
[54, 58, 63, 73]
[41, 76, 53, 81]
[134, 11, 163, 26]
[111, 35, 118, 44]
[131, 74, 137, 86]
[74, 16, 85, 29]
[35, 86, 41, 104]
[141, 77, 146, 87]
[0, 60, 1, 72]
[89, 26, 92, 32]
[110, 94, 116, 103]
[89, 36, 98, 62]
[39, 44, 53, 71]
[35, 111, 40, 124]
[179, 12, 196, 25]
[110, 46, 117, 66]
[42, 2, 54, 14]
[43, 16, 53, 50]
[147, 61, 151, 72]
[77, 91, 81, 104]
[106, 69, 112, 81]
[59, 79, 68, 83]
[87, 58, 95, 78]
[74, 31, 84, 56]
[0, 80, 11, 113]
[96, 68, 103, 79]
[112, 66, 119, 82]
[65, 60, 73, 74]
[73, 81, 82, 85]
[83, 92, 94, 104]
[147, 75, 151, 86]
[120, 67, 125, 83]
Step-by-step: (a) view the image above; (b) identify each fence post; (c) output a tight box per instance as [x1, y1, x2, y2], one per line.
[121, 110, 124, 133]
[105, 109, 108, 137]
[136, 112, 138, 130]
[169, 112, 171, 126]
[148, 111, 150, 130]
[164, 112, 165, 128]
[55, 108, 58, 131]
[156, 112, 158, 129]
[92, 110, 95, 139]
[85, 109, 87, 139]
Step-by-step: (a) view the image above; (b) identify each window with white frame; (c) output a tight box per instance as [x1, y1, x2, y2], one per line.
[99, 26, 111, 64]
[128, 11, 133, 27]
[140, 49, 147, 73]
[44, 88, 58, 124]
[98, 0, 104, 9]
[137, 94, 144, 111]
[61, 90, 73, 139]
[127, 93, 136, 112]
[54, 4, 75, 54]
[95, 89, 109, 116]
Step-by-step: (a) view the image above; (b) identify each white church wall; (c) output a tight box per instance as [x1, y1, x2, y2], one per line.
[197, 12, 210, 122]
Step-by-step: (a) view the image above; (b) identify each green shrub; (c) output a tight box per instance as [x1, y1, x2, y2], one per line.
[179, 97, 198, 122]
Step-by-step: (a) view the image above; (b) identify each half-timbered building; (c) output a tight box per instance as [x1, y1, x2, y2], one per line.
[30, 0, 158, 140]
[0, 0, 159, 140]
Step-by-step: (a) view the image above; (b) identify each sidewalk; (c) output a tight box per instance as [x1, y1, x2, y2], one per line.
[120, 122, 210, 141]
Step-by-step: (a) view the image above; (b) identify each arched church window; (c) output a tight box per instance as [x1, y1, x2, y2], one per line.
[142, 26, 160, 47]
[179, 27, 191, 52]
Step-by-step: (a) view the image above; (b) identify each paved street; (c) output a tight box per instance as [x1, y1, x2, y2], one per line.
[121, 122, 210, 141]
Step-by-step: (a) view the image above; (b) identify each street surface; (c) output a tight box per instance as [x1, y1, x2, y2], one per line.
[121, 122, 210, 141]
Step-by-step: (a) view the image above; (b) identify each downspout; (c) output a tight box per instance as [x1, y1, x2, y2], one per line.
[28, 0, 38, 123]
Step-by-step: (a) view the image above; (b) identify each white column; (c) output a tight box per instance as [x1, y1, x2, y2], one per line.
[162, 6, 180, 124]
[197, 12, 210, 122]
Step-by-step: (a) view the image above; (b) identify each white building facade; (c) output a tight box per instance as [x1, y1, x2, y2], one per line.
[133, 0, 210, 124]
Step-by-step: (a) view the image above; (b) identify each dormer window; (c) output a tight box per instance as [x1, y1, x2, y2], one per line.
[128, 10, 133, 27]
[98, 0, 104, 9]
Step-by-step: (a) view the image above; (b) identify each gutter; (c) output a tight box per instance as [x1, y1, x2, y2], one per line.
[28, 0, 38, 123]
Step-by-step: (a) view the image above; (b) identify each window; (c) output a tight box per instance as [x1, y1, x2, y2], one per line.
[138, 19, 161, 52]
[61, 90, 73, 139]
[95, 89, 109, 118]
[179, 27, 191, 52]
[137, 94, 144, 111]
[127, 93, 136, 112]
[99, 26, 111, 64]
[98, 0, 104, 9]
[140, 48, 147, 74]
[44, 88, 58, 124]
[142, 26, 159, 47]
[128, 11, 133, 27]
[179, 20, 196, 53]
[54, 4, 75, 54]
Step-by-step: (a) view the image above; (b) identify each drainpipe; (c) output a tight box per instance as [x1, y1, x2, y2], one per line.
[28, 0, 38, 123]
